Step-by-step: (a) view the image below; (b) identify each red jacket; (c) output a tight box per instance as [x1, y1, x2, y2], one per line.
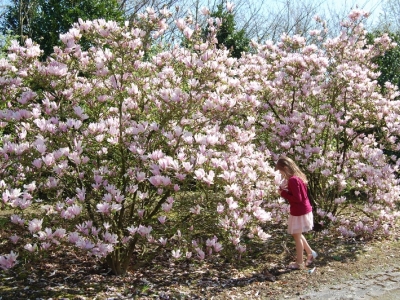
[280, 176, 312, 216]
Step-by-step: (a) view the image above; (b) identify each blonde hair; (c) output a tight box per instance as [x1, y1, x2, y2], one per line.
[275, 156, 308, 185]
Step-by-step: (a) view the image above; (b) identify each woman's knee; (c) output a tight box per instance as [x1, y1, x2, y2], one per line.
[291, 233, 302, 240]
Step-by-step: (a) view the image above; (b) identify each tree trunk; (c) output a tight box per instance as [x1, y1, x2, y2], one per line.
[105, 238, 137, 275]
[105, 249, 129, 275]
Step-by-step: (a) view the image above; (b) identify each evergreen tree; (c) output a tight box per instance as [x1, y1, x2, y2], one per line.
[208, 3, 250, 58]
[367, 31, 400, 93]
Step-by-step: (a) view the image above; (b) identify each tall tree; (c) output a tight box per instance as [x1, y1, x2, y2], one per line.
[367, 31, 400, 93]
[1, 0, 124, 58]
[377, 0, 400, 31]
[1, 0, 40, 45]
[207, 2, 249, 58]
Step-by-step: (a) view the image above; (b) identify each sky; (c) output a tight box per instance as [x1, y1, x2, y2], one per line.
[252, 0, 387, 33]
[330, 0, 383, 11]
[0, 0, 387, 29]
[0, 0, 385, 15]
[315, 0, 384, 24]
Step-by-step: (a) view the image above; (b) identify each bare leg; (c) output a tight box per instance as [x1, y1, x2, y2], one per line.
[301, 234, 312, 255]
[302, 234, 318, 266]
[291, 233, 304, 265]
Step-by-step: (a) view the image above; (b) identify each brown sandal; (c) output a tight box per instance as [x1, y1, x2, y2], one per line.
[288, 262, 305, 270]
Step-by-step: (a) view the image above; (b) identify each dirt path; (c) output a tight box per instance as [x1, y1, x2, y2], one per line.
[289, 265, 400, 300]
[285, 239, 400, 300]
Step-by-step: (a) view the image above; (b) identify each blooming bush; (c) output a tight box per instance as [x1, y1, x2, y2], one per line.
[241, 10, 400, 235]
[1, 6, 400, 274]
[0, 7, 277, 274]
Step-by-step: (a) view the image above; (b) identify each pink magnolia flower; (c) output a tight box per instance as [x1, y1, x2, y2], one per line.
[114, 192, 124, 203]
[217, 203, 224, 214]
[53, 228, 66, 239]
[121, 236, 130, 244]
[76, 187, 86, 201]
[161, 202, 173, 212]
[8, 188, 22, 200]
[226, 2, 235, 12]
[42, 153, 55, 166]
[182, 162, 193, 172]
[159, 237, 168, 246]
[253, 208, 272, 222]
[70, 203, 82, 214]
[214, 242, 223, 252]
[103, 193, 112, 202]
[96, 202, 111, 214]
[203, 170, 215, 185]
[236, 244, 246, 253]
[73, 106, 89, 120]
[93, 243, 113, 257]
[10, 214, 25, 226]
[10, 235, 20, 244]
[175, 19, 185, 30]
[189, 205, 202, 215]
[219, 216, 230, 229]
[147, 235, 156, 243]
[127, 226, 138, 235]
[171, 249, 181, 259]
[149, 175, 171, 187]
[257, 228, 271, 241]
[103, 222, 111, 231]
[137, 225, 152, 236]
[195, 248, 205, 260]
[41, 242, 52, 250]
[91, 227, 100, 236]
[183, 27, 194, 39]
[226, 197, 238, 210]
[225, 184, 241, 197]
[28, 218, 43, 233]
[68, 232, 80, 243]
[111, 203, 122, 212]
[76, 238, 95, 250]
[230, 236, 240, 245]
[24, 243, 38, 252]
[235, 218, 245, 229]
[23, 182, 37, 192]
[103, 232, 118, 244]
[206, 237, 215, 247]
[0, 251, 18, 270]
[137, 209, 145, 218]
[194, 169, 206, 180]
[200, 7, 210, 15]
